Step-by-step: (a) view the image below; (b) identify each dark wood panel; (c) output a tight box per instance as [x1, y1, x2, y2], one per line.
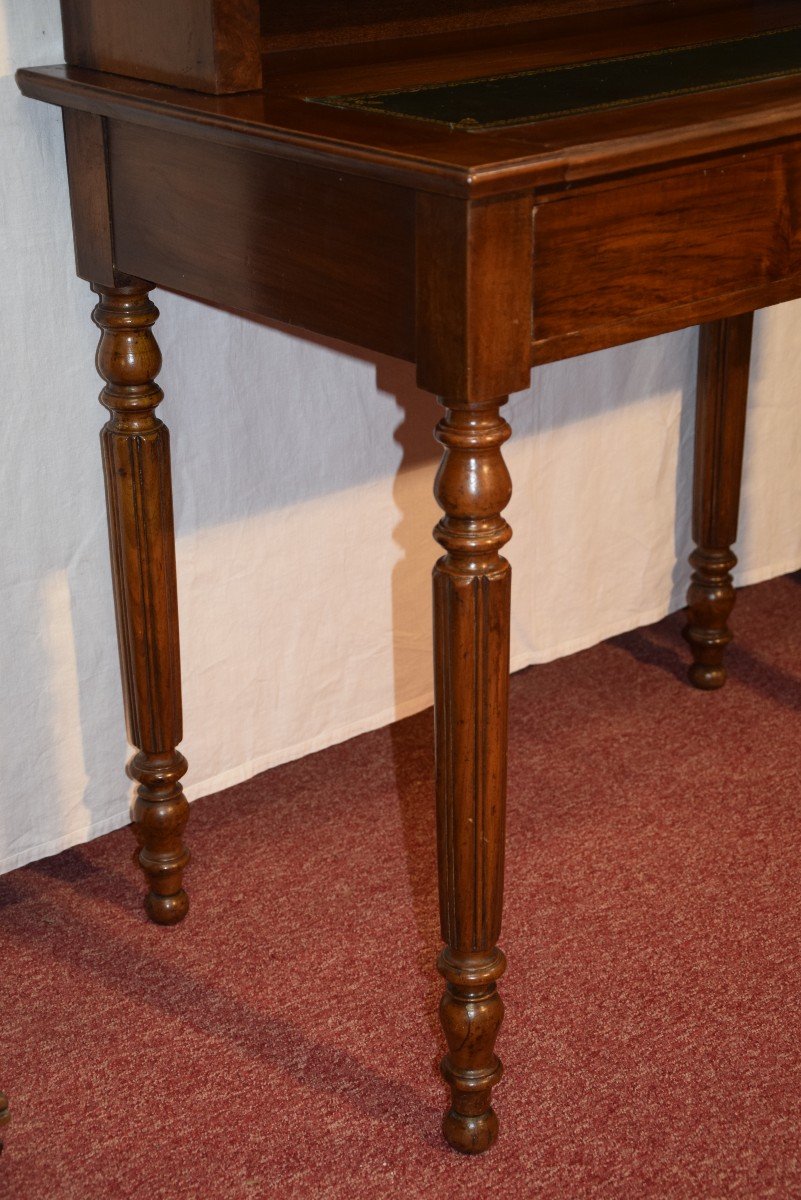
[417, 194, 533, 400]
[532, 149, 801, 353]
[107, 122, 416, 359]
[261, 0, 649, 51]
[60, 0, 262, 93]
[62, 109, 117, 286]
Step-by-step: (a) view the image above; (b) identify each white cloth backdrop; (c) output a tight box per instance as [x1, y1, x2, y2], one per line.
[4, 1, 801, 874]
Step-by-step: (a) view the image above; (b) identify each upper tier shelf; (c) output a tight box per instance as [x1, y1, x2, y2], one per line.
[56, 0, 687, 93]
[19, 0, 801, 198]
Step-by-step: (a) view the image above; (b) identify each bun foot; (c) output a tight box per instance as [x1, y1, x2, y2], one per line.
[145, 889, 189, 925]
[438, 949, 506, 1156]
[443, 1106, 499, 1154]
[688, 661, 727, 691]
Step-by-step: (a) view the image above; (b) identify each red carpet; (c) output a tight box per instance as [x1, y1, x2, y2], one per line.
[2, 574, 801, 1198]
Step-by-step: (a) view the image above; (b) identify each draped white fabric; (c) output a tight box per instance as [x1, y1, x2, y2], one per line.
[4, 1, 801, 874]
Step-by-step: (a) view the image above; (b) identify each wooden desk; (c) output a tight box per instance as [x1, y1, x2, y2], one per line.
[16, 0, 801, 1154]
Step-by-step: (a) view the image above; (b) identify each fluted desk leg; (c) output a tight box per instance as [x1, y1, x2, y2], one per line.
[432, 396, 512, 1154]
[684, 313, 754, 690]
[93, 282, 190, 924]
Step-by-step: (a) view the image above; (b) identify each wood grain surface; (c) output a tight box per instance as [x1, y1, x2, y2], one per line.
[94, 283, 190, 925]
[108, 121, 417, 360]
[532, 151, 801, 356]
[60, 0, 262, 93]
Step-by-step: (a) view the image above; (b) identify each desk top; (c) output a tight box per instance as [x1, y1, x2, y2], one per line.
[18, 0, 801, 197]
[314, 24, 801, 129]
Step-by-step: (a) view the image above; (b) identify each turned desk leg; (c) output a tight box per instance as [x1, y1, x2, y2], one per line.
[433, 396, 511, 1154]
[684, 313, 753, 690]
[93, 283, 190, 924]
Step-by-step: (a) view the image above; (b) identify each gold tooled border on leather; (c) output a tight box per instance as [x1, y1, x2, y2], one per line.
[308, 24, 801, 131]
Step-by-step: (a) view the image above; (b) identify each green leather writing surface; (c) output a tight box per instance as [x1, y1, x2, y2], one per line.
[310, 25, 801, 130]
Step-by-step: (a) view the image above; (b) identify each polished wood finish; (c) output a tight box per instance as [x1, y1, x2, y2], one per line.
[17, 0, 801, 1153]
[20, 1, 801, 204]
[60, 0, 668, 81]
[60, 0, 262, 93]
[417, 192, 530, 1152]
[62, 109, 119, 287]
[533, 154, 801, 363]
[107, 122, 417, 361]
[416, 194, 533, 401]
[262, 0, 649, 51]
[94, 283, 190, 925]
[433, 394, 511, 1153]
[684, 313, 754, 689]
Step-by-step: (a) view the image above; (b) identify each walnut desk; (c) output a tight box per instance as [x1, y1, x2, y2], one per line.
[17, 0, 801, 1155]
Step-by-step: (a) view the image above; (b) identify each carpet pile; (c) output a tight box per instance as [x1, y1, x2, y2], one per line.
[2, 575, 801, 1198]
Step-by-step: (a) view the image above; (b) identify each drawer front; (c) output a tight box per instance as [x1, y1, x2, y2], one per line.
[532, 149, 801, 361]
